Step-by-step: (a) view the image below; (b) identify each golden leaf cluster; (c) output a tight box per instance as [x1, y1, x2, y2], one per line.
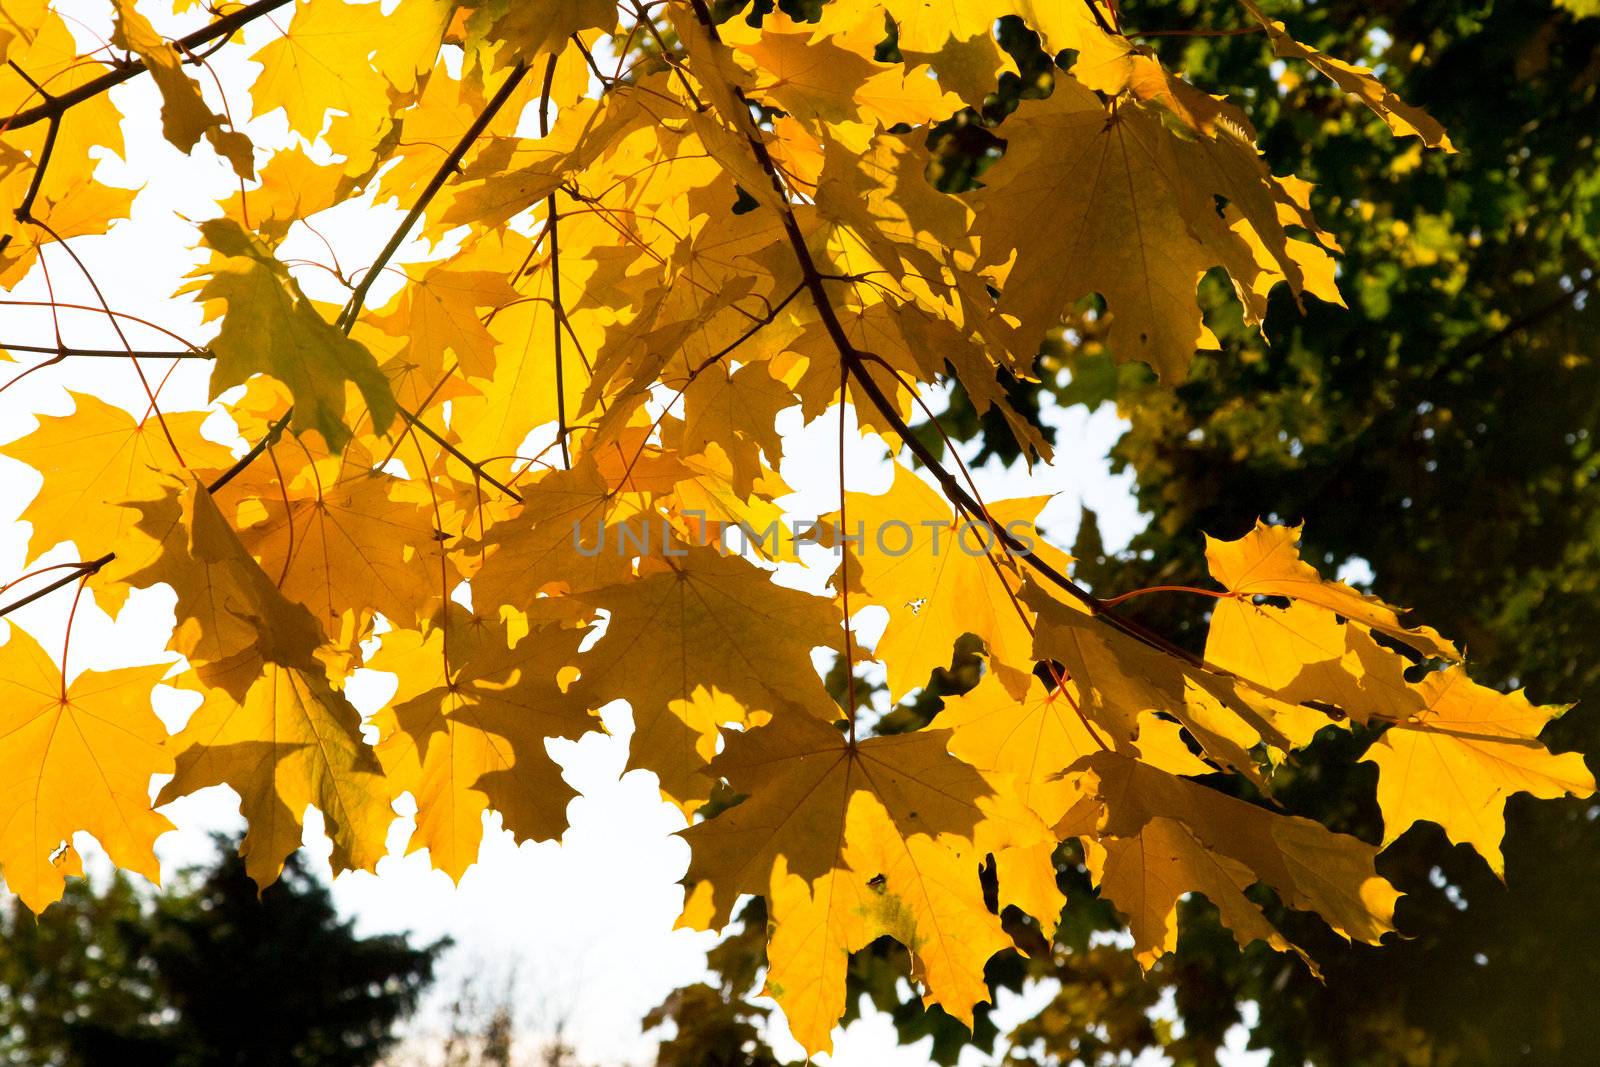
[0, 0, 1587, 1053]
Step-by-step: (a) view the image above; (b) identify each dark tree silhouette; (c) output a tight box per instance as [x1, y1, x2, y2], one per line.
[0, 835, 445, 1067]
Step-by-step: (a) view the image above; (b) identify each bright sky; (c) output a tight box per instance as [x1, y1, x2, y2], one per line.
[0, 6, 1265, 1064]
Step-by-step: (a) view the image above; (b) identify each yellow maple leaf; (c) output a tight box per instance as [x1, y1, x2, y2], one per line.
[1071, 751, 1400, 966]
[1363, 667, 1595, 875]
[372, 613, 596, 880]
[1206, 596, 1423, 733]
[1205, 520, 1459, 660]
[158, 653, 394, 887]
[942, 668, 1214, 826]
[568, 545, 843, 813]
[0, 624, 173, 911]
[680, 711, 1048, 1054]
[1235, 0, 1454, 150]
[836, 462, 1056, 702]
[249, 0, 451, 147]
[0, 392, 232, 614]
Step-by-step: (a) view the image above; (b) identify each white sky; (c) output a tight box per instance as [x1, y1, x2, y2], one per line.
[0, 5, 1270, 1064]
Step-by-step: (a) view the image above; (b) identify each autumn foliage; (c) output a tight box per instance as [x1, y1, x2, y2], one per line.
[0, 0, 1592, 1055]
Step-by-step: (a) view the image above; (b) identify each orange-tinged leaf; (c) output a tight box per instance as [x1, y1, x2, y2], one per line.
[233, 467, 440, 630]
[376, 266, 519, 381]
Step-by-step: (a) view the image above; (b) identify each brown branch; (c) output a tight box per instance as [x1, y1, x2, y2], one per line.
[538, 54, 571, 469]
[684, 0, 1212, 672]
[339, 58, 531, 332]
[0, 342, 207, 358]
[0, 553, 114, 619]
[0, 66, 59, 257]
[208, 410, 291, 493]
[2, 0, 295, 132]
[399, 408, 523, 503]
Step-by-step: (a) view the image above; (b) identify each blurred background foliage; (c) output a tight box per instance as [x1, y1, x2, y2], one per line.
[0, 836, 442, 1067]
[657, 0, 1600, 1064]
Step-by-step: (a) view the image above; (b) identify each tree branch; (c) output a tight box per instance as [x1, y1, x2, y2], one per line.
[1, 0, 295, 132]
[538, 54, 571, 469]
[338, 59, 531, 332]
[0, 553, 114, 619]
[684, 0, 1212, 671]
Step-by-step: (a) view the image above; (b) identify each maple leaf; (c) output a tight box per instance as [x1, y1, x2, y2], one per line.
[1206, 597, 1423, 733]
[187, 218, 397, 450]
[1068, 752, 1401, 967]
[249, 0, 451, 147]
[1362, 667, 1595, 875]
[679, 711, 1050, 1055]
[231, 465, 441, 631]
[463, 0, 617, 57]
[111, 0, 254, 176]
[125, 474, 391, 881]
[941, 668, 1214, 826]
[0, 393, 233, 614]
[374, 265, 519, 381]
[567, 545, 844, 814]
[678, 361, 794, 498]
[1234, 0, 1454, 150]
[372, 612, 596, 880]
[1206, 521, 1459, 661]
[0, 624, 173, 911]
[124, 477, 324, 694]
[835, 462, 1057, 702]
[720, 9, 963, 151]
[471, 457, 639, 602]
[968, 65, 1334, 376]
[1021, 579, 1319, 776]
[157, 652, 394, 887]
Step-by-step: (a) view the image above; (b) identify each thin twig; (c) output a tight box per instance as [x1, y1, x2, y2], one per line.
[539, 54, 572, 469]
[0, 553, 113, 619]
[339, 59, 531, 333]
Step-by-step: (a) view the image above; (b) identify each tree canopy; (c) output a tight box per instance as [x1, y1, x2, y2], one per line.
[0, 0, 1594, 1059]
[0, 836, 442, 1066]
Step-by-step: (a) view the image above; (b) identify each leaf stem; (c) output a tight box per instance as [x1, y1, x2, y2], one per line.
[1100, 585, 1232, 608]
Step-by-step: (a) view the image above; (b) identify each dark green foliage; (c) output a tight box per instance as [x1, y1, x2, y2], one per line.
[0, 836, 444, 1067]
